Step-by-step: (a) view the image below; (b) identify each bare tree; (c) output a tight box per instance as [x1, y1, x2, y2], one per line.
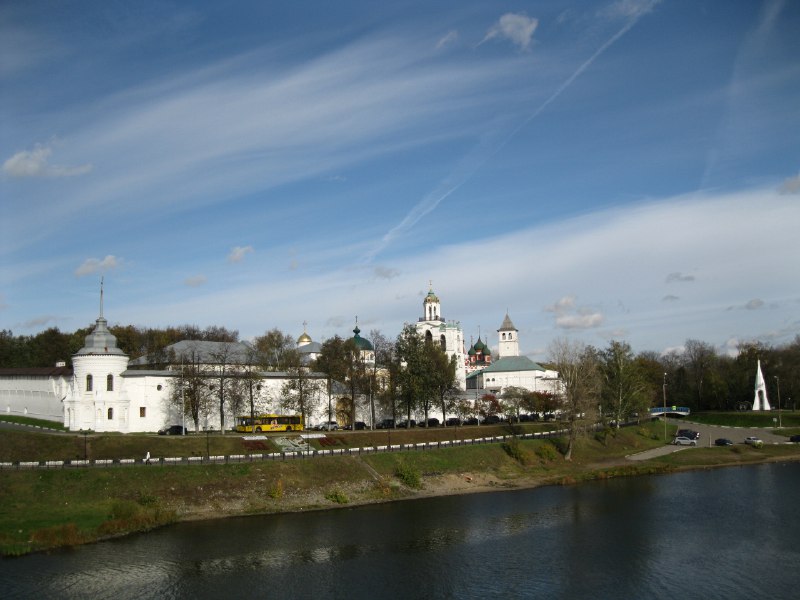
[170, 347, 213, 431]
[281, 354, 323, 426]
[548, 338, 600, 461]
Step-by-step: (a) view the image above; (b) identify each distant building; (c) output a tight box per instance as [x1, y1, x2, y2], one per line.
[466, 313, 559, 397]
[413, 285, 467, 389]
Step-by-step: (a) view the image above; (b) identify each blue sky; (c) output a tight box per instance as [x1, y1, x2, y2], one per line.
[2, 0, 799, 360]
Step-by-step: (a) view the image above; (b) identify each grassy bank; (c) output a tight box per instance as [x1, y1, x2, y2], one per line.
[3, 420, 800, 556]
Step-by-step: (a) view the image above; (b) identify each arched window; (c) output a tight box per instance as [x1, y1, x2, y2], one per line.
[86, 374, 93, 392]
[107, 407, 114, 420]
[425, 330, 433, 344]
[502, 333, 506, 340]
[440, 335, 446, 350]
[107, 374, 114, 391]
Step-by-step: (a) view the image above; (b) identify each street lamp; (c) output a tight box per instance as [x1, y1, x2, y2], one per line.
[662, 373, 668, 442]
[81, 429, 88, 460]
[774, 376, 782, 428]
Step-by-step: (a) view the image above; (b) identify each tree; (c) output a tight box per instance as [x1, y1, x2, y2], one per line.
[208, 342, 244, 434]
[548, 338, 600, 461]
[281, 354, 323, 426]
[313, 335, 350, 425]
[475, 393, 501, 419]
[501, 386, 532, 422]
[170, 348, 214, 431]
[254, 328, 298, 371]
[426, 342, 458, 424]
[368, 329, 393, 429]
[599, 341, 651, 428]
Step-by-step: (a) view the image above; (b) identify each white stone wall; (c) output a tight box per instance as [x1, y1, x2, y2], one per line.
[0, 375, 68, 422]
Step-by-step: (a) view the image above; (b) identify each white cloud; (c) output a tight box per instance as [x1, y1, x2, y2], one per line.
[436, 30, 459, 50]
[228, 246, 254, 263]
[373, 266, 400, 280]
[75, 255, 120, 277]
[545, 295, 604, 330]
[481, 14, 538, 51]
[3, 142, 92, 178]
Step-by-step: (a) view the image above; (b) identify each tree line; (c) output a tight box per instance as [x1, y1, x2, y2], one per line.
[2, 323, 797, 434]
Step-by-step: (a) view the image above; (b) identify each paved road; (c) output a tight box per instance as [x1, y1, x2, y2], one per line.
[627, 418, 789, 461]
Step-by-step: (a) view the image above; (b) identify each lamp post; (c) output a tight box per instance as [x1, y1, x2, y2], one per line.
[662, 373, 668, 442]
[81, 429, 88, 460]
[205, 427, 210, 459]
[774, 376, 782, 428]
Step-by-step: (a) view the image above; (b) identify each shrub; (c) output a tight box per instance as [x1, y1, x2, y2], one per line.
[395, 461, 422, 489]
[109, 499, 141, 520]
[535, 442, 560, 461]
[502, 438, 528, 464]
[324, 488, 349, 504]
[594, 428, 612, 445]
[268, 479, 284, 499]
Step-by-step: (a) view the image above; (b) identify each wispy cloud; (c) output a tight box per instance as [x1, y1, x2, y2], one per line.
[228, 246, 254, 263]
[3, 142, 93, 178]
[480, 13, 538, 50]
[545, 296, 605, 330]
[662, 295, 680, 302]
[666, 272, 695, 283]
[436, 30, 459, 50]
[75, 255, 121, 277]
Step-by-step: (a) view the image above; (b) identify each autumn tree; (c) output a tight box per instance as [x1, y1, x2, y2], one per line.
[548, 338, 601, 461]
[599, 341, 651, 428]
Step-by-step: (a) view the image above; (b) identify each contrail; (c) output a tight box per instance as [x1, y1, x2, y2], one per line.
[365, 6, 655, 262]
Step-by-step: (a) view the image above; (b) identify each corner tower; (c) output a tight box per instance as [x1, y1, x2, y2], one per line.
[414, 283, 466, 389]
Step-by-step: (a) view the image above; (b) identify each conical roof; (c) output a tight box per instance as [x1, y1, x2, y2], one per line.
[498, 313, 517, 332]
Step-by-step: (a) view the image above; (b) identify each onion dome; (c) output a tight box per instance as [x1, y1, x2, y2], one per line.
[352, 325, 374, 351]
[424, 287, 440, 304]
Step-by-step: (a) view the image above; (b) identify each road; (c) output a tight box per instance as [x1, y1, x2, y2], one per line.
[627, 418, 788, 461]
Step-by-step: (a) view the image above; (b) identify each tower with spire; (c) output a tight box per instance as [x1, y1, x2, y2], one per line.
[414, 282, 467, 389]
[64, 279, 132, 432]
[497, 312, 519, 358]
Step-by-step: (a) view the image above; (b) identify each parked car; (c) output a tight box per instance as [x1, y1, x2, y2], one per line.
[464, 417, 479, 426]
[376, 419, 395, 429]
[320, 421, 338, 431]
[352, 421, 368, 430]
[422, 418, 440, 428]
[445, 417, 463, 427]
[677, 429, 700, 440]
[396, 419, 416, 428]
[744, 436, 763, 448]
[672, 436, 697, 446]
[481, 415, 501, 425]
[790, 435, 800, 443]
[714, 438, 733, 446]
[158, 425, 186, 435]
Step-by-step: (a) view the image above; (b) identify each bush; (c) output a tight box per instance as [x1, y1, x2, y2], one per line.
[502, 438, 528, 464]
[324, 488, 349, 504]
[395, 461, 422, 489]
[268, 479, 284, 499]
[535, 442, 560, 461]
[109, 499, 141, 520]
[594, 428, 612, 445]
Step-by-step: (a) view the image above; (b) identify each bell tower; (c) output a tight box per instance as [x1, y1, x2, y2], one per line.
[497, 313, 519, 358]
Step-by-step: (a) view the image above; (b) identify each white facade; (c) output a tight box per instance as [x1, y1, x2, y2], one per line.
[414, 286, 467, 389]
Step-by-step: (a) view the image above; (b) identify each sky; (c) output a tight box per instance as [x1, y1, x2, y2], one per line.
[1, 0, 799, 361]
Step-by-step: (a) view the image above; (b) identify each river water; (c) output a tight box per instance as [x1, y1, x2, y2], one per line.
[2, 462, 799, 599]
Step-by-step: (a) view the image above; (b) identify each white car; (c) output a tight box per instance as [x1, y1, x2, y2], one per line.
[672, 436, 697, 446]
[744, 436, 763, 448]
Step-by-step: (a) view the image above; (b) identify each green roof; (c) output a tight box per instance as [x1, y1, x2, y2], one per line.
[480, 356, 544, 373]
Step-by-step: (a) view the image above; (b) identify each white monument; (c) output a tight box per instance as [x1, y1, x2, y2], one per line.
[752, 359, 771, 411]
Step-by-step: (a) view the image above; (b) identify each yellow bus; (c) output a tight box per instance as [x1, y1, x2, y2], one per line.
[235, 413, 304, 433]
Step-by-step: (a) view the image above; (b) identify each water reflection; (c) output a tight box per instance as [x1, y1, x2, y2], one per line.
[3, 463, 800, 600]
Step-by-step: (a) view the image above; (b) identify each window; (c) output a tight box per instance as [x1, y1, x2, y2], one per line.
[509, 333, 513, 340]
[502, 333, 506, 340]
[425, 330, 433, 344]
[440, 335, 446, 350]
[107, 374, 114, 391]
[86, 374, 93, 392]
[140, 407, 146, 418]
[107, 407, 114, 420]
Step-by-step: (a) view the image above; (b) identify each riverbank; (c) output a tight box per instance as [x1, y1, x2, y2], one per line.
[3, 421, 800, 556]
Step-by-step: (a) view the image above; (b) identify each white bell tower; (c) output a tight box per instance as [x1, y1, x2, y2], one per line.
[497, 313, 519, 358]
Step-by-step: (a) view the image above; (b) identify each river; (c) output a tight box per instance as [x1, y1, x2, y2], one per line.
[2, 462, 799, 599]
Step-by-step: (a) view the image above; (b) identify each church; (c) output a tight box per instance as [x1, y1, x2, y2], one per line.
[0, 284, 559, 431]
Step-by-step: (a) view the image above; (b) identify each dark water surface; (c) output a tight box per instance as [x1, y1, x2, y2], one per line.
[3, 462, 799, 599]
